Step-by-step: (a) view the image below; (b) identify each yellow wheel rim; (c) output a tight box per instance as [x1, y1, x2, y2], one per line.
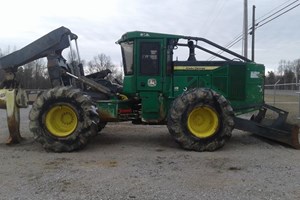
[187, 106, 219, 138]
[45, 105, 78, 137]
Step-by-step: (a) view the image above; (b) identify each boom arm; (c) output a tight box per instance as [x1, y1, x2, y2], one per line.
[0, 26, 77, 71]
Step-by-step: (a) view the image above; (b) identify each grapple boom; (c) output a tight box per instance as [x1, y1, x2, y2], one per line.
[0, 26, 77, 71]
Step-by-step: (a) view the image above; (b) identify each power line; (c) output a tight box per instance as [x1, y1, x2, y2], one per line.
[208, 0, 300, 60]
[256, 2, 300, 28]
[256, 0, 296, 21]
[203, 0, 227, 38]
[208, 26, 253, 60]
[227, 0, 300, 51]
[256, 0, 299, 25]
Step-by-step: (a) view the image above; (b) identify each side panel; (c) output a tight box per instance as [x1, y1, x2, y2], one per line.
[96, 99, 136, 122]
[171, 61, 265, 114]
[139, 92, 166, 122]
[173, 75, 211, 97]
[122, 75, 136, 95]
[172, 62, 223, 98]
[212, 63, 248, 101]
[245, 63, 265, 107]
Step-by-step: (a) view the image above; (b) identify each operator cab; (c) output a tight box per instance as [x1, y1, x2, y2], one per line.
[118, 32, 178, 96]
[118, 31, 181, 122]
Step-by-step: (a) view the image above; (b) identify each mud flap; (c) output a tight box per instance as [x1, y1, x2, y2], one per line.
[0, 89, 22, 144]
[234, 104, 300, 149]
[16, 87, 28, 108]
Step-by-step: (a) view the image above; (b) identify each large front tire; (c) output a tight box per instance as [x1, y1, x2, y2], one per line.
[29, 87, 99, 152]
[167, 88, 234, 151]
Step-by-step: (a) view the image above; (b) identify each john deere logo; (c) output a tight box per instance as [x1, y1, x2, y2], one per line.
[148, 79, 157, 87]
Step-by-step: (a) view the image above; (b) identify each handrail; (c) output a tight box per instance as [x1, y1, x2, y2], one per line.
[181, 36, 252, 62]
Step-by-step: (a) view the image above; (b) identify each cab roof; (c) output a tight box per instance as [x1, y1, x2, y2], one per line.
[117, 31, 183, 44]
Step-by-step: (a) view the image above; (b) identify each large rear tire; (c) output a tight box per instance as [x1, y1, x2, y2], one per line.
[167, 88, 234, 151]
[29, 87, 99, 152]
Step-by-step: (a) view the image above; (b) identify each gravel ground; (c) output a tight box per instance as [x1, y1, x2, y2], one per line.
[0, 107, 299, 200]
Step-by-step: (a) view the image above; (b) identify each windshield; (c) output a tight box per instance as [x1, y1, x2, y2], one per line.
[120, 42, 133, 75]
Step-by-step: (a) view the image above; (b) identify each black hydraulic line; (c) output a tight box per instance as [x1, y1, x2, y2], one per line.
[66, 72, 113, 96]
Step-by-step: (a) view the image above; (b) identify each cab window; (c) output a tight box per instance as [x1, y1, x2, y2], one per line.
[121, 42, 134, 75]
[140, 42, 160, 75]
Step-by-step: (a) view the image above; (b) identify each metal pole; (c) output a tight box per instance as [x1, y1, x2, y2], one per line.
[243, 0, 248, 58]
[251, 5, 256, 61]
[68, 35, 75, 62]
[74, 40, 81, 64]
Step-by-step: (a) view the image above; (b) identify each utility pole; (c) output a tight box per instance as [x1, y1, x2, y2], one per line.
[251, 5, 256, 61]
[243, 0, 248, 58]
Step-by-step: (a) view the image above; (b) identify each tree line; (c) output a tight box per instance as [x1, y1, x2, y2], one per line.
[2, 45, 299, 89]
[265, 59, 300, 87]
[0, 47, 122, 89]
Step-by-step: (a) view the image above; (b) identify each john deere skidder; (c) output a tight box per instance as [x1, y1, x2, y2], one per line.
[0, 27, 299, 152]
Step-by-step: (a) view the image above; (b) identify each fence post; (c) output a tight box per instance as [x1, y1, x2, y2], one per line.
[298, 80, 300, 119]
[273, 80, 280, 106]
[297, 91, 300, 119]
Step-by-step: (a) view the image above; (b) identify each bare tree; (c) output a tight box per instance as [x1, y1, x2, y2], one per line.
[87, 54, 113, 73]
[16, 59, 51, 89]
[266, 71, 276, 85]
[277, 60, 287, 76]
[87, 53, 123, 82]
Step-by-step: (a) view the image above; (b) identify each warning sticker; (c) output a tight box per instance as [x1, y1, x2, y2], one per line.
[250, 71, 260, 78]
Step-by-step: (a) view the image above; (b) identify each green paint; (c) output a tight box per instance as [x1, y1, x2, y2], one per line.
[98, 31, 265, 123]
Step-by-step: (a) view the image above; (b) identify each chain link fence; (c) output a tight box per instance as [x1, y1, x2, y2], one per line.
[264, 82, 300, 120]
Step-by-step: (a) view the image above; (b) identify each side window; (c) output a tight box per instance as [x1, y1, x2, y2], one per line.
[140, 42, 160, 75]
[121, 42, 134, 75]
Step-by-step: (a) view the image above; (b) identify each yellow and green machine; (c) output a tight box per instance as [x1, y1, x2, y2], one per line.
[0, 27, 299, 152]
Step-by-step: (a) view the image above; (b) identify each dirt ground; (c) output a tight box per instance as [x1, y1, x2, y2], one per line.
[0, 105, 300, 200]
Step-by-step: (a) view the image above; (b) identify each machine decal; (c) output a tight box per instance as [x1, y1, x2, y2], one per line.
[250, 71, 261, 78]
[140, 33, 150, 37]
[174, 66, 219, 71]
[147, 78, 157, 87]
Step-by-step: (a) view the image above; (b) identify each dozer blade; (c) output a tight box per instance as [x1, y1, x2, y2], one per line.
[234, 104, 300, 149]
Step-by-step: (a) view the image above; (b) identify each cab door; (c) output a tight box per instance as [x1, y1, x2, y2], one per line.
[137, 40, 163, 91]
[136, 39, 165, 122]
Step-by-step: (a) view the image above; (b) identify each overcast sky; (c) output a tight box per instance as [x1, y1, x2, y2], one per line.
[0, 0, 299, 72]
